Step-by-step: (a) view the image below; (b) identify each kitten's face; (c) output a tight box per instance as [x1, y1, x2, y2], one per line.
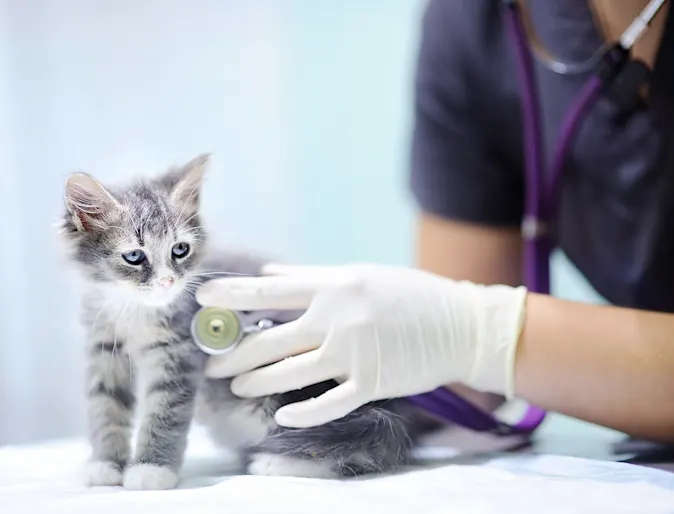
[60, 154, 209, 308]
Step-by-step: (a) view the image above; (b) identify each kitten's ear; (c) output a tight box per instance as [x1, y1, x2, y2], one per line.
[165, 153, 209, 211]
[64, 173, 121, 231]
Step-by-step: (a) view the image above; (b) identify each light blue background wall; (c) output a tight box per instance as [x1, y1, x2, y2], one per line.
[290, 0, 418, 266]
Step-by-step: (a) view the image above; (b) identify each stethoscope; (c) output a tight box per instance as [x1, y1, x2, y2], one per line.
[191, 0, 668, 435]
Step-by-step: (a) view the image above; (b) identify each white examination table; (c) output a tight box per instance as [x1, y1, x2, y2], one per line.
[3, 423, 674, 514]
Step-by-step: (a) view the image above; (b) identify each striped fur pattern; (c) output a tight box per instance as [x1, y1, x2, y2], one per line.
[58, 155, 435, 490]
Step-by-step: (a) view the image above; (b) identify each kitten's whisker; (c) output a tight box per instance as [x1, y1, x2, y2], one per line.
[176, 212, 201, 232]
[182, 231, 205, 239]
[91, 300, 114, 354]
[177, 288, 193, 304]
[109, 301, 130, 379]
[192, 271, 259, 277]
[181, 225, 205, 233]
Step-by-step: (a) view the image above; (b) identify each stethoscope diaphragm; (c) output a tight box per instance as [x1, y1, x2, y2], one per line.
[191, 306, 274, 356]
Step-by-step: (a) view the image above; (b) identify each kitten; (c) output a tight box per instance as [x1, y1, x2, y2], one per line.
[58, 154, 435, 490]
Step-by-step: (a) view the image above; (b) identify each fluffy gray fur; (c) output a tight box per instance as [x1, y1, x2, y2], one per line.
[58, 154, 436, 490]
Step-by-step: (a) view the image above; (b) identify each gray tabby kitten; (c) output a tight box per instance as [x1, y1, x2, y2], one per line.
[58, 154, 434, 490]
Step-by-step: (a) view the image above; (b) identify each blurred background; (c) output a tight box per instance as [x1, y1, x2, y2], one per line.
[0, 0, 611, 447]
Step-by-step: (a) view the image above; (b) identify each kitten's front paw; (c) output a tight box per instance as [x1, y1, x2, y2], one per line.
[123, 464, 179, 490]
[247, 453, 337, 479]
[83, 460, 124, 487]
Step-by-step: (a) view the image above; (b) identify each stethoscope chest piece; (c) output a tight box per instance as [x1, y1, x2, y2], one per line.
[191, 307, 245, 355]
[191, 306, 275, 356]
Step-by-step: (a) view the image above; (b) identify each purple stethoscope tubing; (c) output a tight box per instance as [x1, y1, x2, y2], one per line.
[405, 0, 631, 436]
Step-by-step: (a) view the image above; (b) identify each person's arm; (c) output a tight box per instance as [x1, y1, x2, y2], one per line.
[416, 213, 522, 287]
[516, 293, 674, 443]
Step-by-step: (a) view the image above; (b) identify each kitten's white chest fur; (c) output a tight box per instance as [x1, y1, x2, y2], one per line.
[121, 314, 170, 355]
[88, 297, 172, 354]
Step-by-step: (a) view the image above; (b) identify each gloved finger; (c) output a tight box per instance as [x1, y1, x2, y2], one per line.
[196, 275, 331, 310]
[230, 349, 341, 397]
[204, 320, 319, 378]
[273, 381, 365, 428]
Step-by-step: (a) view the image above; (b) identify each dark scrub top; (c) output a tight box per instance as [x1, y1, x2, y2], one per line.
[409, 0, 674, 311]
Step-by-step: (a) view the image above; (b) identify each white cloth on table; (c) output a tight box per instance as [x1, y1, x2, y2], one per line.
[2, 427, 674, 514]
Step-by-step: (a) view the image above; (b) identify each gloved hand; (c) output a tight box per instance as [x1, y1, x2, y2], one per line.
[196, 263, 528, 428]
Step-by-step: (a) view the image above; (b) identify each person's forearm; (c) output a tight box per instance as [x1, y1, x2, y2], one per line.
[415, 213, 523, 286]
[515, 293, 674, 442]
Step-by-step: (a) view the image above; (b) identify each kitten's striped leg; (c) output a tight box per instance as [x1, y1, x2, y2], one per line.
[84, 341, 134, 486]
[124, 341, 205, 491]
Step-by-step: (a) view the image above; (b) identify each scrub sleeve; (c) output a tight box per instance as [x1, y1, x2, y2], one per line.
[408, 0, 523, 227]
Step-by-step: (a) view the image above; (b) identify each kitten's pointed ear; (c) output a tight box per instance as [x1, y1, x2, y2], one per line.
[64, 173, 121, 231]
[166, 153, 209, 210]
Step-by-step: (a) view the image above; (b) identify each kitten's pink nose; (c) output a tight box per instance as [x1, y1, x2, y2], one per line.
[158, 276, 175, 289]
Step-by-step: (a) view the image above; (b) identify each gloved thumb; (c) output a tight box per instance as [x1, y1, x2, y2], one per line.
[273, 381, 365, 428]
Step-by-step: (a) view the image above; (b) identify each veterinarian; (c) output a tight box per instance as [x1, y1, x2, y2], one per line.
[199, 0, 674, 443]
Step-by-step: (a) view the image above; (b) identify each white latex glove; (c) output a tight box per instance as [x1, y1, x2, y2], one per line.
[196, 263, 528, 428]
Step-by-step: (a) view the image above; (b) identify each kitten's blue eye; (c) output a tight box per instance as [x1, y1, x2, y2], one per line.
[172, 242, 190, 259]
[122, 249, 146, 265]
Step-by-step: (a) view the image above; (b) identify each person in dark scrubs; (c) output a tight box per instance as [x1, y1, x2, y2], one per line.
[200, 0, 674, 453]
[409, 0, 674, 450]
